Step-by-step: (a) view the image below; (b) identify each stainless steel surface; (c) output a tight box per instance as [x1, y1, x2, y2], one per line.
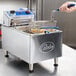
[29, 64, 33, 71]
[2, 23, 62, 71]
[2, 25, 62, 64]
[2, 26, 30, 63]
[0, 44, 76, 76]
[27, 0, 31, 10]
[54, 58, 58, 64]
[27, 0, 33, 10]
[2, 9, 62, 71]
[36, 0, 40, 20]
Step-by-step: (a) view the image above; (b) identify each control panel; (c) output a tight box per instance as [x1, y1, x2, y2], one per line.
[3, 8, 34, 26]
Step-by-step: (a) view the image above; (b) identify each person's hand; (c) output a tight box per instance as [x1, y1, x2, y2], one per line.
[59, 1, 76, 13]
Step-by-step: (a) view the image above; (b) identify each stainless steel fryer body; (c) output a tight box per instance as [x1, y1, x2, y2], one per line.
[2, 26, 62, 64]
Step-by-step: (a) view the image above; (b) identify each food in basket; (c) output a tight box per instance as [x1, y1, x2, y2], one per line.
[31, 28, 56, 33]
[31, 29, 45, 33]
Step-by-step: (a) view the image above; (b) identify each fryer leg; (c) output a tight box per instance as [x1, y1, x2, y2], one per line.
[29, 64, 34, 72]
[54, 58, 58, 67]
[5, 51, 9, 58]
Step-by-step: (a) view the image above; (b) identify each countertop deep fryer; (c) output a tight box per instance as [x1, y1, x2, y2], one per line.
[2, 9, 62, 72]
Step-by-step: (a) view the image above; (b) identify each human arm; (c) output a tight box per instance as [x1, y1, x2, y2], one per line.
[59, 1, 76, 13]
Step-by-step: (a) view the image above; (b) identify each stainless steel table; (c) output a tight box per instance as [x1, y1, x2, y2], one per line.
[0, 44, 76, 76]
